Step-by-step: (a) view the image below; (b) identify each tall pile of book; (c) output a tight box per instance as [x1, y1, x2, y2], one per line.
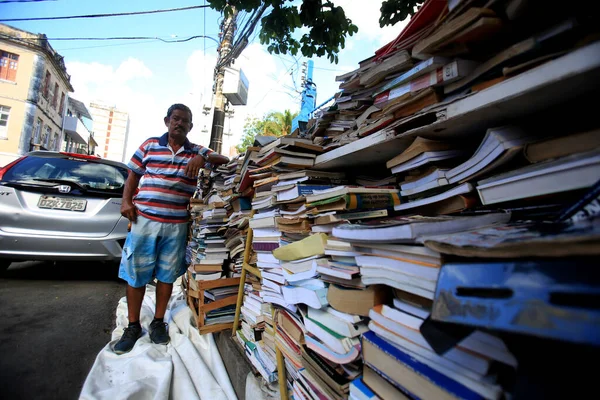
[217, 155, 253, 278]
[228, 0, 600, 398]
[184, 159, 249, 330]
[236, 274, 278, 384]
[186, 167, 229, 281]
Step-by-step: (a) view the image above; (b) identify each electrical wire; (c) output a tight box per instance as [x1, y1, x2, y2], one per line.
[0, 4, 209, 22]
[0, 0, 56, 3]
[233, 11, 248, 44]
[216, 3, 267, 69]
[0, 33, 220, 44]
[56, 39, 160, 51]
[56, 39, 220, 52]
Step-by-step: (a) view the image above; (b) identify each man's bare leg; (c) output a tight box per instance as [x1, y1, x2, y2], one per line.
[126, 285, 146, 323]
[155, 281, 173, 319]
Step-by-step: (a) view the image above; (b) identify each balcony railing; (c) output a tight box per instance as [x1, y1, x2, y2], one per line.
[63, 115, 92, 144]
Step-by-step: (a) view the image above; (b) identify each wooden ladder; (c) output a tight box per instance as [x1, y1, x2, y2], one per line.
[231, 221, 289, 400]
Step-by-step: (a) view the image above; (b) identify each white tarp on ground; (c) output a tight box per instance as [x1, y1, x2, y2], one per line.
[80, 281, 237, 400]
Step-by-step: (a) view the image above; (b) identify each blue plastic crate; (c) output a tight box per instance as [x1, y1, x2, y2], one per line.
[431, 259, 600, 346]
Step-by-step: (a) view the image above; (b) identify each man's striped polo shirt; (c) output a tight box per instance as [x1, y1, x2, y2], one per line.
[128, 132, 213, 224]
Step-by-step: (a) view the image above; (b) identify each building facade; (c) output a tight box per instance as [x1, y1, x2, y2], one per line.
[88, 102, 130, 162]
[0, 24, 74, 167]
[64, 97, 97, 155]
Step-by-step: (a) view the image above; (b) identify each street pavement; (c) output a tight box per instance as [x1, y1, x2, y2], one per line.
[0, 261, 125, 400]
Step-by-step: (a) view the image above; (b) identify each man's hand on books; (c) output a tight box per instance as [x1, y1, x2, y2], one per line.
[185, 155, 206, 178]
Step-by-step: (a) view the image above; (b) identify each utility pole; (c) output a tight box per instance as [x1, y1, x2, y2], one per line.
[291, 60, 317, 136]
[209, 7, 238, 154]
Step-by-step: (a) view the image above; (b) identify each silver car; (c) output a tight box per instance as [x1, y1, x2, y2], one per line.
[0, 151, 130, 272]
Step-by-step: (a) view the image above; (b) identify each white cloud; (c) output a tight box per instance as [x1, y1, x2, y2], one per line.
[66, 58, 162, 161]
[67, 57, 153, 100]
[114, 58, 153, 82]
[336, 0, 408, 46]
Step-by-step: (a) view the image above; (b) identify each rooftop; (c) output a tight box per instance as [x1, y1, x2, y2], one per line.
[0, 23, 74, 92]
[68, 97, 92, 120]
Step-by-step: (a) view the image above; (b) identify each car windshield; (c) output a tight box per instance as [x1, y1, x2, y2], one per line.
[2, 155, 128, 190]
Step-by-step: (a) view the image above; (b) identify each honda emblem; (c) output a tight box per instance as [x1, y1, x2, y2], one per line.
[58, 185, 71, 193]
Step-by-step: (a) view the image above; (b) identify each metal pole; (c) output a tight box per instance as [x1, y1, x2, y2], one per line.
[209, 7, 237, 154]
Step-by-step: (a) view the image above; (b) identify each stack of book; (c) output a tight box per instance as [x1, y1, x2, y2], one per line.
[186, 199, 229, 282]
[215, 156, 254, 278]
[184, 161, 245, 332]
[236, 138, 354, 312]
[311, 41, 478, 150]
[236, 275, 278, 383]
[223, 207, 251, 278]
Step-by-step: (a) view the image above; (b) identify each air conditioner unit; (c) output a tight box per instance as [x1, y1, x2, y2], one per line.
[223, 67, 249, 106]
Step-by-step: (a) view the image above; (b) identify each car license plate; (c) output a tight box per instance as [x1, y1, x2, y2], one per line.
[38, 196, 87, 212]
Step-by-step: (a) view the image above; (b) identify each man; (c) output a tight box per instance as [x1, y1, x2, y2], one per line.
[114, 103, 229, 354]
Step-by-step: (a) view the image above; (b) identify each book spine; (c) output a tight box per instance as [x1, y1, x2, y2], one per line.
[364, 361, 421, 400]
[363, 331, 483, 400]
[345, 193, 401, 210]
[374, 57, 438, 96]
[304, 347, 349, 386]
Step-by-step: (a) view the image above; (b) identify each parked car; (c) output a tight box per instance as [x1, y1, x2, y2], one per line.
[0, 151, 130, 272]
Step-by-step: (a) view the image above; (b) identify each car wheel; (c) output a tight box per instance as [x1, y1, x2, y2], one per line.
[0, 259, 12, 273]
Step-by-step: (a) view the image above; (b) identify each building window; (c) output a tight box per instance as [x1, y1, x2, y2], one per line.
[52, 83, 59, 109]
[0, 51, 19, 82]
[0, 105, 10, 139]
[33, 118, 42, 144]
[40, 125, 51, 148]
[42, 70, 51, 98]
[58, 92, 65, 115]
[51, 132, 60, 151]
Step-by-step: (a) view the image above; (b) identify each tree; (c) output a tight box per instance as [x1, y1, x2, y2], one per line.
[236, 109, 299, 153]
[264, 109, 297, 137]
[208, 1, 423, 63]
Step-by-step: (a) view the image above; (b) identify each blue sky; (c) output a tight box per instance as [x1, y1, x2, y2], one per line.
[2, 0, 409, 159]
